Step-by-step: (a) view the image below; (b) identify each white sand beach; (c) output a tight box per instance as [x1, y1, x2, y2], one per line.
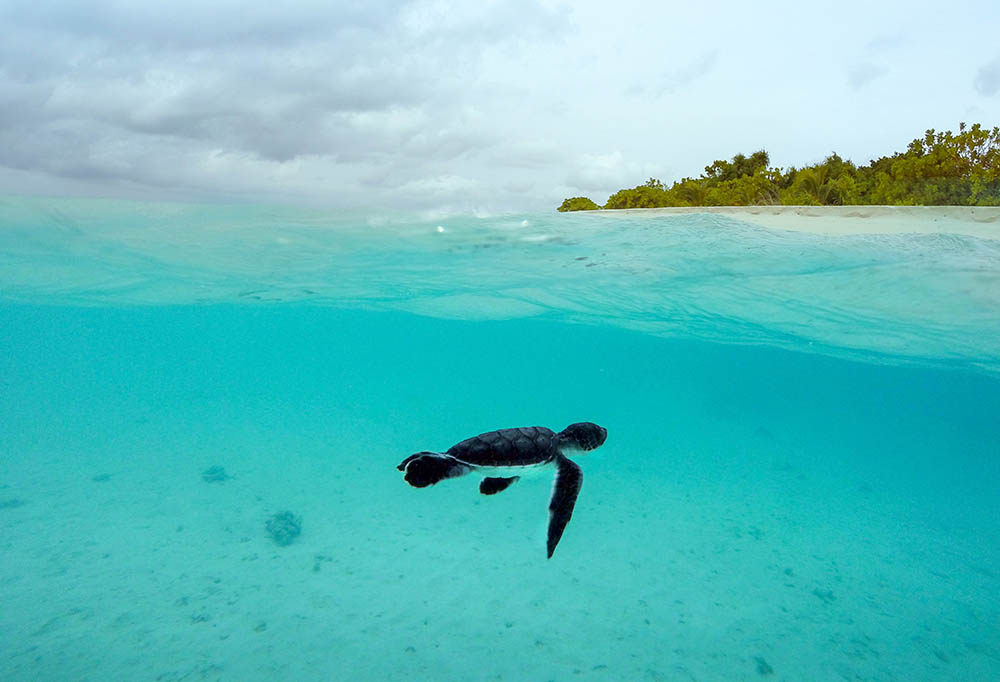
[592, 206, 1000, 240]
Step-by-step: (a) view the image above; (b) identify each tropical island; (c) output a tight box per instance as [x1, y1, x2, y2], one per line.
[559, 123, 1000, 211]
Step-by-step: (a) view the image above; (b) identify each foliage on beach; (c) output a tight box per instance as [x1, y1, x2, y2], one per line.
[561, 123, 1000, 210]
[557, 196, 601, 212]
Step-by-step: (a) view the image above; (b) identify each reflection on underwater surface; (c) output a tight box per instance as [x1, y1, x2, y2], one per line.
[2, 196, 999, 373]
[1, 197, 999, 680]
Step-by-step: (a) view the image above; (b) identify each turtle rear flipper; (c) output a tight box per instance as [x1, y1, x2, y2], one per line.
[479, 476, 520, 495]
[399, 453, 470, 488]
[547, 454, 583, 558]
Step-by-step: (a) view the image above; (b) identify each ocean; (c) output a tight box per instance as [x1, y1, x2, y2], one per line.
[1, 196, 998, 681]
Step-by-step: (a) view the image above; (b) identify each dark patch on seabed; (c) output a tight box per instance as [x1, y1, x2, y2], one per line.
[0, 303, 998, 681]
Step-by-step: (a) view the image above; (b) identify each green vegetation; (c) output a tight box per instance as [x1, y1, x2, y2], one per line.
[560, 123, 1000, 210]
[557, 196, 601, 212]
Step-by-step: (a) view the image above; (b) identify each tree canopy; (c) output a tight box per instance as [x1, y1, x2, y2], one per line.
[559, 123, 1000, 210]
[557, 196, 601, 212]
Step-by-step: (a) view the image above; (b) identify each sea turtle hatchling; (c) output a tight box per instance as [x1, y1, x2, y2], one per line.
[397, 422, 608, 558]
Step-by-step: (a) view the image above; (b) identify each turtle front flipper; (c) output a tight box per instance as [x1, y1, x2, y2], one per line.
[396, 453, 423, 471]
[399, 452, 471, 488]
[547, 454, 583, 558]
[479, 476, 520, 495]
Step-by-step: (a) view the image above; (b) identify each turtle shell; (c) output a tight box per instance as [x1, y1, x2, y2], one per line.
[446, 426, 558, 468]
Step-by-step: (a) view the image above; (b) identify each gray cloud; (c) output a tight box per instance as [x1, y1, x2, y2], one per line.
[674, 51, 719, 88]
[863, 33, 906, 52]
[628, 50, 719, 97]
[848, 62, 888, 89]
[0, 1, 568, 208]
[0, 1, 399, 50]
[974, 56, 1000, 96]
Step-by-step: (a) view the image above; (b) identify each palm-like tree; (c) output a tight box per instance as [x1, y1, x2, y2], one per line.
[796, 167, 836, 204]
[679, 181, 708, 206]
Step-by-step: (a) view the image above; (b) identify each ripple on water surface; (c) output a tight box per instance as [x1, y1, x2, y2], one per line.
[1, 196, 998, 373]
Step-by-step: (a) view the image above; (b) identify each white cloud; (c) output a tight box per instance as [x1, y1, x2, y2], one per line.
[564, 151, 655, 197]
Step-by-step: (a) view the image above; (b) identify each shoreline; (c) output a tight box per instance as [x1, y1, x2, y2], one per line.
[588, 205, 1000, 239]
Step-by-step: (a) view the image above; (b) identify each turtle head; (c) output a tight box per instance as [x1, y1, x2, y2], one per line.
[557, 422, 607, 452]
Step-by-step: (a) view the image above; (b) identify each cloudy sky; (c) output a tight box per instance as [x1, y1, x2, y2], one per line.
[1, 0, 998, 212]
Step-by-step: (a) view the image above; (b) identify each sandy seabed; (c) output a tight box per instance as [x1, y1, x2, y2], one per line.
[2, 409, 997, 682]
[1, 306, 998, 682]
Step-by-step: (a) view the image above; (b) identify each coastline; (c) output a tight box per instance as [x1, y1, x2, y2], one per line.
[588, 205, 1000, 239]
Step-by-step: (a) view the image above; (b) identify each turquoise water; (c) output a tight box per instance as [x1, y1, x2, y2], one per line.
[1, 197, 999, 681]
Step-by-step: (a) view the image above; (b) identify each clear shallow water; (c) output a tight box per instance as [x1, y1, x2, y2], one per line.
[1, 197, 999, 681]
[3, 197, 999, 371]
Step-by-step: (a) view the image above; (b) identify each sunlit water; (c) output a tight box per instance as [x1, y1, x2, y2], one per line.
[1, 196, 999, 681]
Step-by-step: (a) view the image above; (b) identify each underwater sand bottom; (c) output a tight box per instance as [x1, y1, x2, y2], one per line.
[2, 421, 997, 682]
